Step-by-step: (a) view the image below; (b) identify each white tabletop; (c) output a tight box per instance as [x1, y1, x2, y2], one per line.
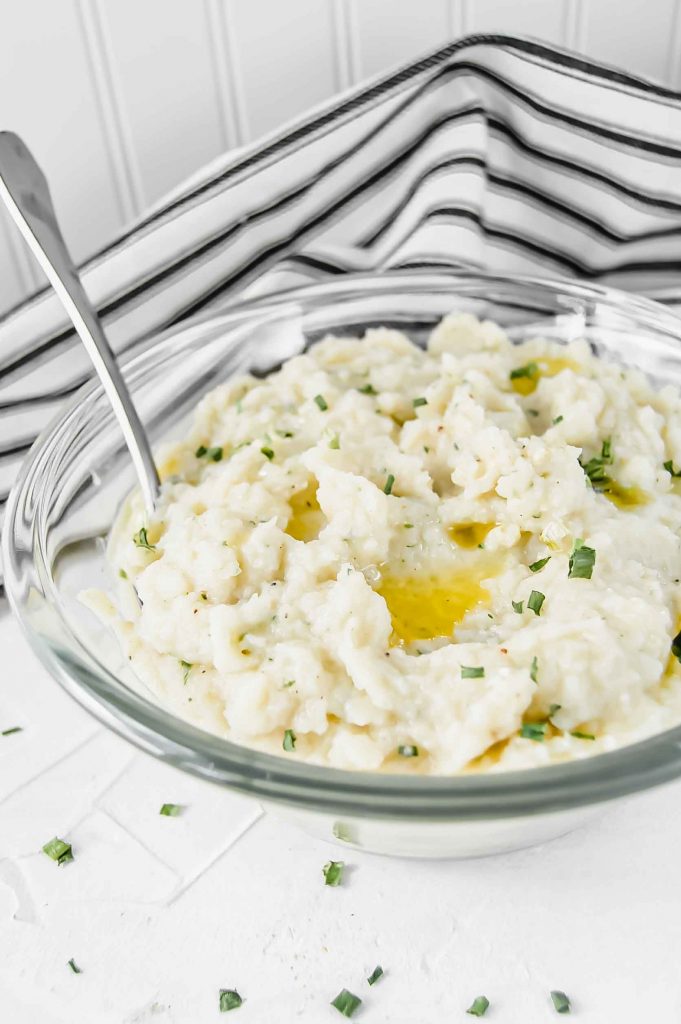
[0, 606, 677, 1024]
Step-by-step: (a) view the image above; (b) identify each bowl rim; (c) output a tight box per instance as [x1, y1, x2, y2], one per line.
[6, 267, 681, 822]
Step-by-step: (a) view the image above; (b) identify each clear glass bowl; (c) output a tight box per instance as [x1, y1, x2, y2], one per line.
[6, 271, 681, 858]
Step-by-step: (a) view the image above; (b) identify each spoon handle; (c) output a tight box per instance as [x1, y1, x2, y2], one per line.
[0, 131, 159, 514]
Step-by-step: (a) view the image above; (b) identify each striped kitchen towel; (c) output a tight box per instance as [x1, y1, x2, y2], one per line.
[2, 33, 681, 585]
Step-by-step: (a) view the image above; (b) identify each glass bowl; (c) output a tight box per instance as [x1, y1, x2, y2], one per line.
[6, 270, 681, 859]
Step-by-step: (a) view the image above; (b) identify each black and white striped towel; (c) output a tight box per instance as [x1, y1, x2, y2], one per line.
[2, 34, 681, 586]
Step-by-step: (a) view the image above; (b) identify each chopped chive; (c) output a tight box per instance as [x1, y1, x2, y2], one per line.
[413, 396, 428, 407]
[207, 446, 223, 462]
[568, 539, 596, 579]
[367, 965, 384, 986]
[403, 523, 414, 529]
[527, 408, 540, 417]
[1, 726, 22, 736]
[512, 599, 524, 614]
[314, 394, 328, 411]
[397, 744, 418, 757]
[571, 730, 595, 740]
[664, 459, 681, 477]
[528, 590, 545, 616]
[67, 958, 81, 974]
[329, 434, 340, 449]
[133, 527, 155, 551]
[333, 822, 352, 843]
[260, 446, 274, 460]
[462, 666, 485, 679]
[530, 656, 538, 683]
[466, 995, 490, 1017]
[358, 383, 377, 395]
[550, 990, 571, 1014]
[520, 721, 547, 741]
[118, 568, 128, 579]
[548, 703, 561, 718]
[529, 556, 551, 573]
[331, 989, 362, 1017]
[219, 989, 243, 1012]
[42, 836, 73, 866]
[322, 860, 344, 886]
[275, 429, 294, 439]
[580, 437, 614, 487]
[383, 473, 395, 495]
[283, 729, 296, 752]
[160, 803, 182, 817]
[553, 414, 564, 425]
[179, 660, 192, 684]
[283, 679, 295, 688]
[195, 445, 207, 457]
[510, 362, 539, 381]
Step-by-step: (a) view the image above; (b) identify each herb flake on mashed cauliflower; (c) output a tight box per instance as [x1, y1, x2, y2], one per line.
[86, 314, 681, 774]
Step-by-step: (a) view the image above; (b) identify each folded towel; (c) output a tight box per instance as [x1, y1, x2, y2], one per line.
[2, 34, 681, 585]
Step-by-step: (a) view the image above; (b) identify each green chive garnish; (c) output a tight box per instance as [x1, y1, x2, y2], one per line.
[358, 383, 377, 395]
[553, 414, 564, 425]
[314, 394, 328, 411]
[413, 396, 427, 407]
[367, 965, 384, 986]
[179, 660, 192, 684]
[529, 556, 551, 573]
[462, 666, 485, 679]
[512, 600, 524, 614]
[568, 539, 596, 579]
[119, 568, 128, 579]
[383, 473, 395, 495]
[1, 726, 22, 736]
[528, 590, 545, 616]
[331, 989, 362, 1017]
[520, 721, 547, 741]
[195, 445, 207, 457]
[580, 437, 613, 487]
[160, 803, 182, 817]
[397, 744, 418, 757]
[664, 459, 681, 477]
[510, 362, 539, 381]
[42, 837, 73, 866]
[466, 995, 490, 1016]
[329, 434, 340, 449]
[133, 527, 155, 551]
[550, 990, 571, 1014]
[322, 860, 344, 886]
[219, 989, 243, 1012]
[548, 703, 561, 719]
[530, 656, 538, 683]
[68, 959, 81, 974]
[571, 730, 595, 740]
[275, 429, 294, 438]
[260, 446, 274, 460]
[283, 729, 296, 752]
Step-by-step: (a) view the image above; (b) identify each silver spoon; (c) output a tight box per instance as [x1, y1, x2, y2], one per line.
[0, 131, 160, 513]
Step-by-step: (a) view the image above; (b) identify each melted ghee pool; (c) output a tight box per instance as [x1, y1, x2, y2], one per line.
[285, 481, 325, 542]
[511, 355, 577, 396]
[377, 562, 496, 645]
[602, 481, 649, 510]
[448, 522, 494, 549]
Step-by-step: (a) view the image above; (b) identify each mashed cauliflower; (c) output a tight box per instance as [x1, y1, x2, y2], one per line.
[89, 313, 681, 774]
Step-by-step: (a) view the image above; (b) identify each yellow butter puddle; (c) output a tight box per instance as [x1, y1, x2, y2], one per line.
[285, 481, 326, 542]
[601, 481, 649, 510]
[377, 556, 501, 645]
[448, 522, 494, 549]
[510, 355, 577, 396]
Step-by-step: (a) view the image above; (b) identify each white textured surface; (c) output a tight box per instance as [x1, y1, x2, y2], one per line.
[1, 607, 681, 1022]
[3, 0, 681, 311]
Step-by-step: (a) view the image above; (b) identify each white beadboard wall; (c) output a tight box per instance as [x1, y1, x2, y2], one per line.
[0, 0, 679, 314]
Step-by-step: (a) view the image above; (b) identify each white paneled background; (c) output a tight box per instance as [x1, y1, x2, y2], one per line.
[1, 0, 679, 315]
